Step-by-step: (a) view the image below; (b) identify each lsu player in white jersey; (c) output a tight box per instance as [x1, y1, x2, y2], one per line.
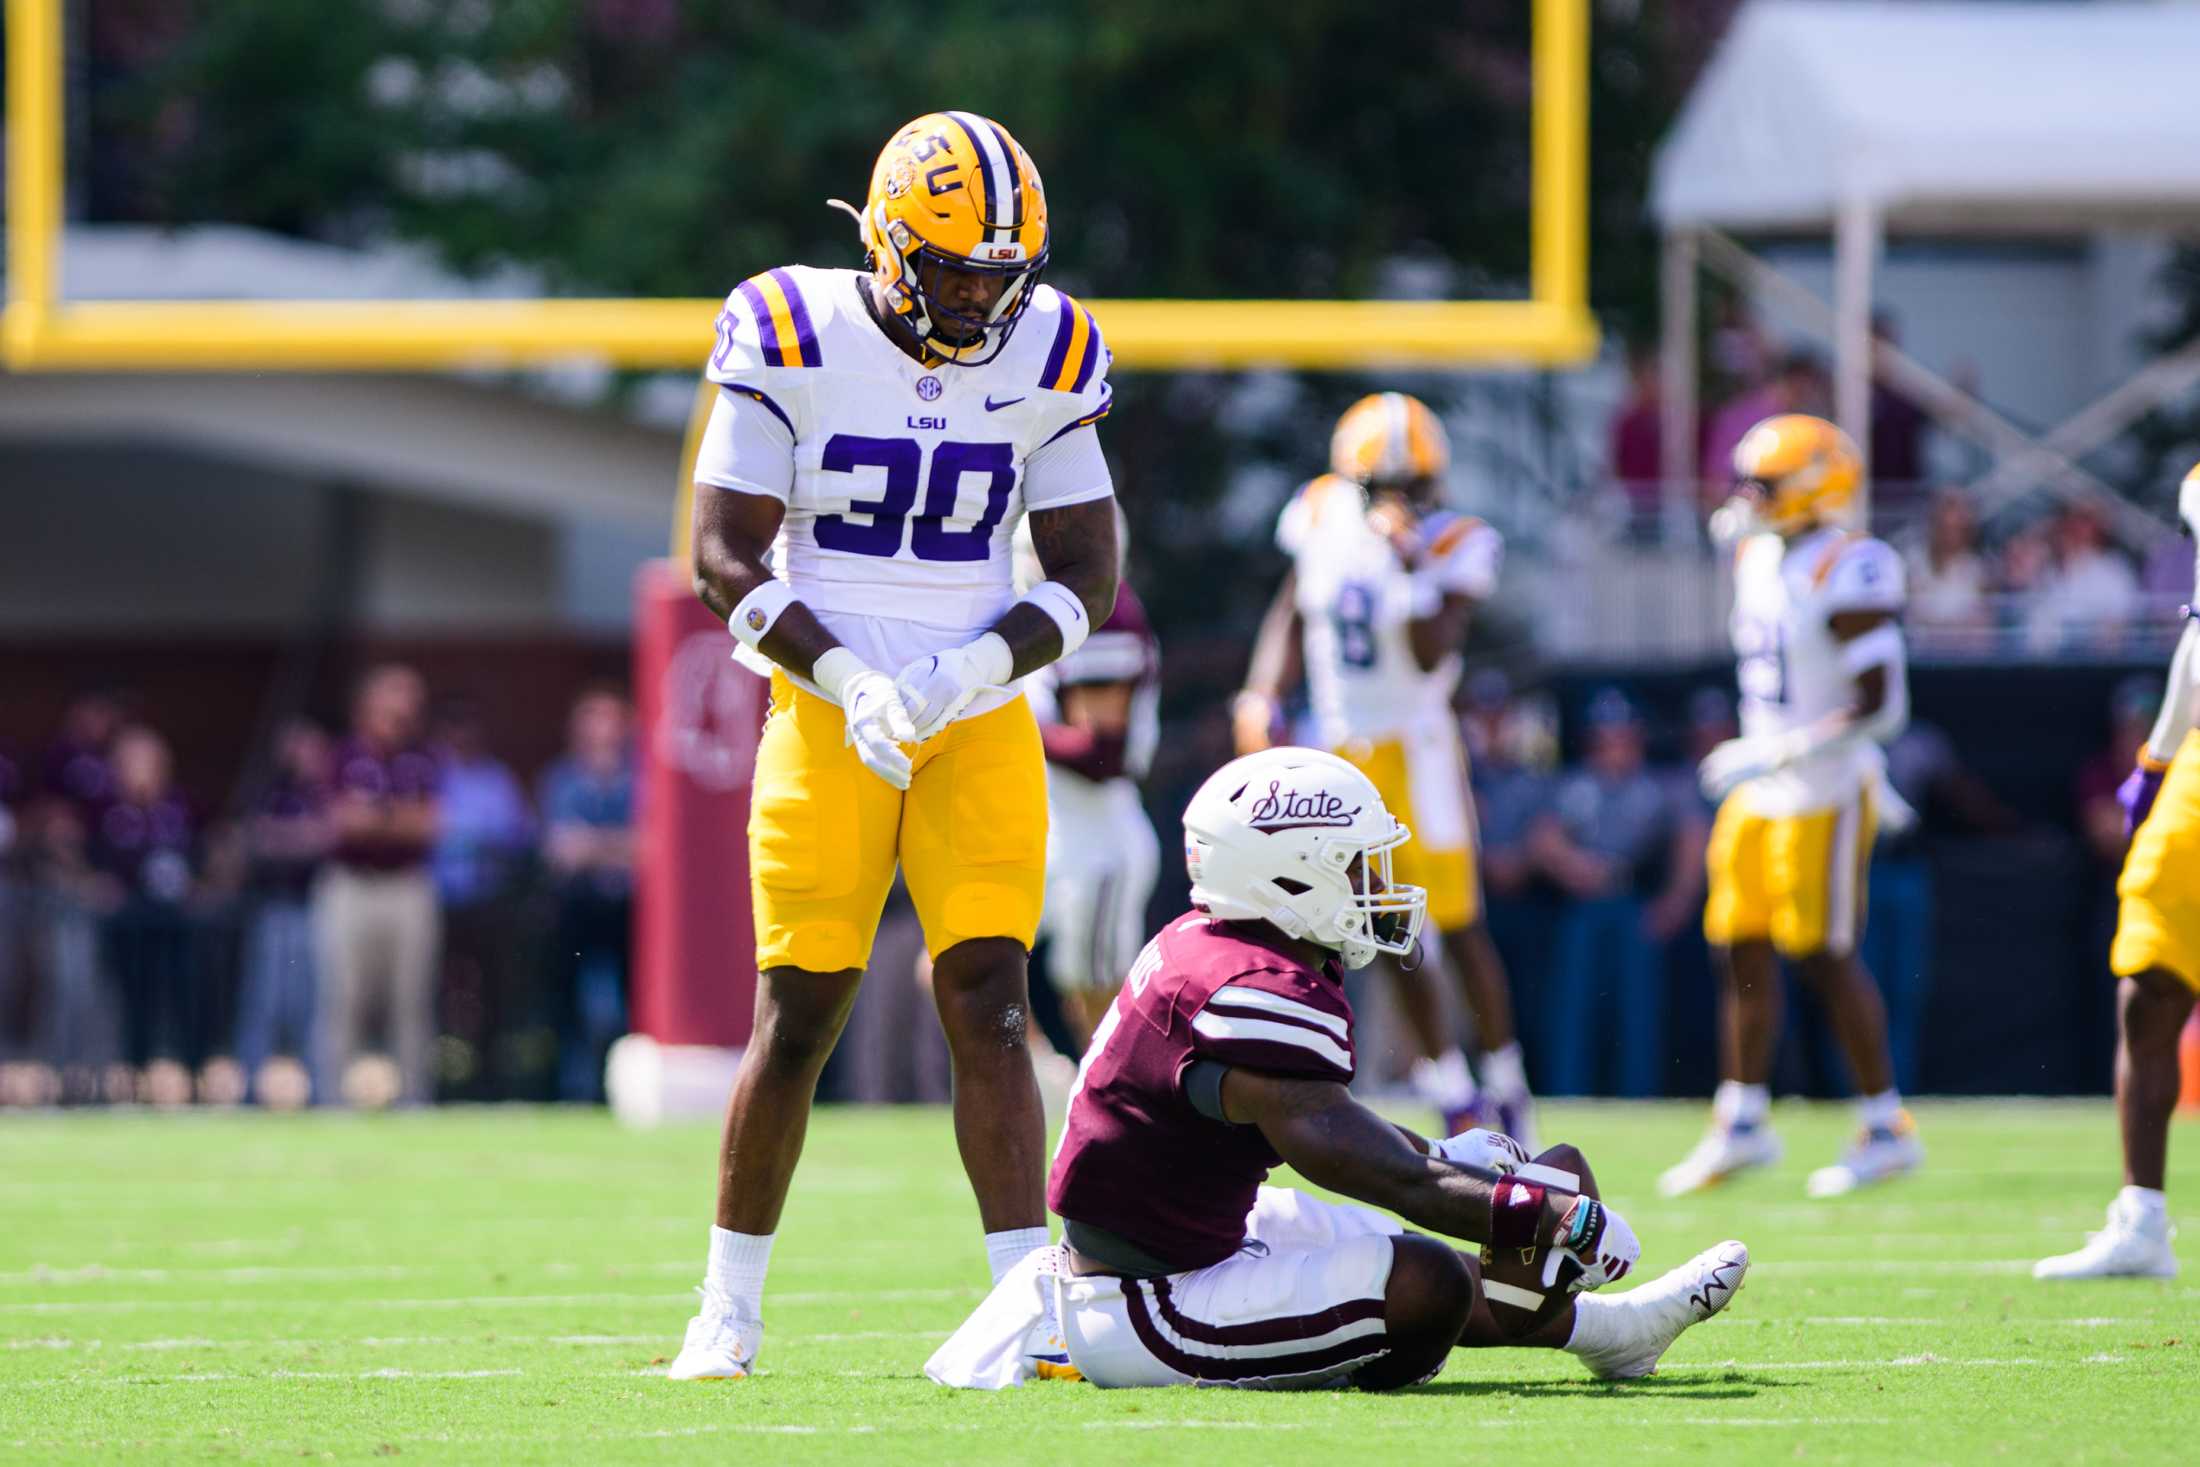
[1660, 414, 1920, 1200]
[2037, 462, 2200, 1280]
[676, 112, 1117, 1379]
[1235, 393, 1534, 1145]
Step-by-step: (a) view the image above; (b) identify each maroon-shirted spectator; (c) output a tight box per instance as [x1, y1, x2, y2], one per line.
[1869, 312, 1926, 489]
[41, 692, 125, 822]
[313, 665, 441, 1106]
[1608, 344, 1663, 525]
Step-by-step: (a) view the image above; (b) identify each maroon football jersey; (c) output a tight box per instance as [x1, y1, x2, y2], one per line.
[1047, 911, 1356, 1272]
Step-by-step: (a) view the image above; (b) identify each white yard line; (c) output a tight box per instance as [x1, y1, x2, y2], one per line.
[1749, 1259, 2035, 1275]
[0, 1414, 1916, 1451]
[12, 1318, 2162, 1354]
[2, 1328, 944, 1352]
[0, 1285, 974, 1315]
[5, 1353, 2141, 1391]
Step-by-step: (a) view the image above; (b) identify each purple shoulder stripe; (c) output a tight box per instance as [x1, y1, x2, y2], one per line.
[1069, 306, 1104, 393]
[1040, 295, 1079, 388]
[733, 278, 782, 363]
[767, 268, 824, 367]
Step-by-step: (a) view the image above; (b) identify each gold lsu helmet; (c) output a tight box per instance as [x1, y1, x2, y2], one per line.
[831, 111, 1049, 365]
[1330, 392, 1451, 493]
[1731, 413, 1863, 534]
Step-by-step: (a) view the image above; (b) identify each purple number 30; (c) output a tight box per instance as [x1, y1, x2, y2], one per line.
[814, 436, 1015, 563]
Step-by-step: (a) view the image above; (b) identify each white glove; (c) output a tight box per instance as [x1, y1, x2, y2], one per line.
[895, 633, 1014, 742]
[1432, 1128, 1531, 1175]
[1698, 733, 1790, 801]
[814, 648, 916, 790]
[1549, 1195, 1640, 1293]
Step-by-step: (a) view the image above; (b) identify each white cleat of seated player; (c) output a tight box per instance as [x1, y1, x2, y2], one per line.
[2033, 1194, 2178, 1281]
[1573, 1240, 1750, 1381]
[667, 1305, 762, 1381]
[1657, 1120, 1783, 1198]
[1804, 1114, 1922, 1198]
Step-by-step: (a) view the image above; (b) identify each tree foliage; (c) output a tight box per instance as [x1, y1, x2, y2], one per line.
[90, 0, 1708, 656]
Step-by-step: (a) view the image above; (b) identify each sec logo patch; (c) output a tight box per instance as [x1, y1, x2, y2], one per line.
[916, 375, 943, 401]
[745, 607, 768, 632]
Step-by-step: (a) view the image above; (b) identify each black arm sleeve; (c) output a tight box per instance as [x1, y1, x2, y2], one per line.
[1184, 1059, 1235, 1123]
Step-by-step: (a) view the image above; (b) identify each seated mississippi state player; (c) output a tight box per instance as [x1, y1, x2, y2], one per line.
[1038, 747, 1748, 1390]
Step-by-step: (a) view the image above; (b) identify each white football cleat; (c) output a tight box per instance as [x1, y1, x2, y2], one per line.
[1804, 1113, 1922, 1198]
[2034, 1196, 2178, 1281]
[1572, 1240, 1750, 1381]
[667, 1307, 762, 1381]
[1657, 1119, 1782, 1197]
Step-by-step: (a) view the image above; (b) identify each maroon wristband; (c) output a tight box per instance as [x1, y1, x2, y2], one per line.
[1489, 1177, 1547, 1253]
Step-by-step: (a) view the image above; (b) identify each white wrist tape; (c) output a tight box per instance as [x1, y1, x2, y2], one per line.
[1406, 569, 1445, 619]
[1020, 580, 1091, 660]
[810, 646, 867, 705]
[728, 580, 797, 652]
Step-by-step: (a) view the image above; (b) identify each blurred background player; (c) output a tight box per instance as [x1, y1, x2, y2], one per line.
[2036, 461, 2200, 1281]
[1663, 415, 1919, 1199]
[1017, 513, 1162, 1052]
[1030, 746, 1743, 1390]
[1235, 392, 1533, 1142]
[678, 112, 1119, 1379]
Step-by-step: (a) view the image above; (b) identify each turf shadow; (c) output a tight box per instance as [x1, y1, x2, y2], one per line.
[1413, 1373, 1789, 1401]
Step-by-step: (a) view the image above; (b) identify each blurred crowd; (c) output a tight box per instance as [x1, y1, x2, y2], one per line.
[0, 668, 637, 1108]
[0, 653, 2165, 1106]
[1604, 310, 2183, 656]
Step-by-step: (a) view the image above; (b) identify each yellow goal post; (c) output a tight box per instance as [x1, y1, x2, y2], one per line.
[4, 0, 1595, 559]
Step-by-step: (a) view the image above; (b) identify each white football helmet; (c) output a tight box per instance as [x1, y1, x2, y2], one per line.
[1182, 747, 1426, 968]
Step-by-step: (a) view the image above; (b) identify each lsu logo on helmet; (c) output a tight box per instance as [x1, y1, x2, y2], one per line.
[1731, 413, 1862, 534]
[1330, 392, 1451, 490]
[830, 111, 1050, 366]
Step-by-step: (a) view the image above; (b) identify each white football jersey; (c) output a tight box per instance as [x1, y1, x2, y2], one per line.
[1278, 475, 1501, 748]
[1730, 526, 1907, 815]
[701, 266, 1114, 720]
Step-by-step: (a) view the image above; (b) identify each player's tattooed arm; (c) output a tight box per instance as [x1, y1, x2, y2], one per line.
[1220, 1068, 1576, 1251]
[691, 485, 844, 679]
[994, 498, 1121, 679]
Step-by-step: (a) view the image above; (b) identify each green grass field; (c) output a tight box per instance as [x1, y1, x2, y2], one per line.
[4, 1101, 2198, 1465]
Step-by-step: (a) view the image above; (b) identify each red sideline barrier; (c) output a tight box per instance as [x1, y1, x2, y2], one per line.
[632, 559, 766, 1050]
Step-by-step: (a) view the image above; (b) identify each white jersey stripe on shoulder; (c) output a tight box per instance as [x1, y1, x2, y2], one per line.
[1190, 1011, 1352, 1073]
[1202, 984, 1350, 1040]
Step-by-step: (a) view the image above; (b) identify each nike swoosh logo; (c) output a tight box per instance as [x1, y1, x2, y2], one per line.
[984, 395, 1025, 412]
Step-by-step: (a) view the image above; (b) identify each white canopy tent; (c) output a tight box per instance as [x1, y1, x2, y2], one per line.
[1650, 0, 2200, 530]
